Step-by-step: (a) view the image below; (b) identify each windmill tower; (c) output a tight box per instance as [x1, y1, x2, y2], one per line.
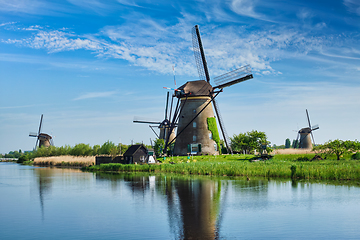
[163, 25, 253, 156]
[295, 109, 319, 149]
[133, 91, 176, 143]
[29, 114, 54, 149]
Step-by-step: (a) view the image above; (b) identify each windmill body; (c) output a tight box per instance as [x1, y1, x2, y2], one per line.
[298, 127, 312, 149]
[173, 80, 219, 155]
[38, 133, 52, 148]
[295, 109, 319, 149]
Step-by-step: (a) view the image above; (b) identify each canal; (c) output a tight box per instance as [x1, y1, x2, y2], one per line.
[1, 162, 360, 239]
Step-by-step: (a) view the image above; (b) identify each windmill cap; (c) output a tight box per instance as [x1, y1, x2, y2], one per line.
[177, 80, 212, 97]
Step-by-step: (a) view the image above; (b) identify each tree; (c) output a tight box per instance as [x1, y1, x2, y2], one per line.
[230, 130, 271, 154]
[291, 139, 299, 148]
[153, 138, 165, 156]
[285, 138, 291, 148]
[99, 141, 116, 155]
[313, 139, 358, 160]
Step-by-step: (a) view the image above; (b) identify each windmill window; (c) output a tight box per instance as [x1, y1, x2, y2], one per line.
[214, 143, 218, 151]
[193, 135, 196, 142]
[193, 109, 196, 113]
[193, 122, 196, 128]
[209, 133, 212, 139]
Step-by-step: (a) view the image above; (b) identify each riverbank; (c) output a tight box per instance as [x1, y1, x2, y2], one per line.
[82, 154, 360, 181]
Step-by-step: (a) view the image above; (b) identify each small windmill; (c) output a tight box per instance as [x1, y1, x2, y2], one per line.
[295, 109, 319, 149]
[29, 114, 54, 149]
[162, 25, 253, 155]
[133, 91, 176, 143]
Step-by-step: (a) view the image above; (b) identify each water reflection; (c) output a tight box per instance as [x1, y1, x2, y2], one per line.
[34, 168, 53, 220]
[2, 163, 360, 240]
[95, 173, 268, 239]
[34, 167, 90, 220]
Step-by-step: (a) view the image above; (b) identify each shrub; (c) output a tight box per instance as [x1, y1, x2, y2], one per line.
[17, 155, 29, 163]
[296, 156, 310, 162]
[352, 152, 360, 160]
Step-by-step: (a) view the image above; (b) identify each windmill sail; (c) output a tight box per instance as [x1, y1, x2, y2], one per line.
[213, 65, 253, 89]
[192, 25, 210, 82]
[213, 99, 232, 154]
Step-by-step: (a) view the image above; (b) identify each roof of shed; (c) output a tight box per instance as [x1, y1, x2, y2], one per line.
[124, 144, 147, 156]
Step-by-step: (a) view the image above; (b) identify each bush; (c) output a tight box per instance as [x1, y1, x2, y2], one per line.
[296, 156, 310, 162]
[17, 155, 29, 163]
[352, 152, 360, 160]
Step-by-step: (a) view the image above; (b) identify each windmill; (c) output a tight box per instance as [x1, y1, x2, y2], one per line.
[163, 25, 253, 155]
[133, 91, 176, 143]
[29, 114, 54, 149]
[295, 109, 319, 149]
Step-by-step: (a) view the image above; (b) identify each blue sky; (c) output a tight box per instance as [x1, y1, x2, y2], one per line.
[1, 0, 360, 153]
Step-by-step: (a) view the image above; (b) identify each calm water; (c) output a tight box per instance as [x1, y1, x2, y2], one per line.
[1, 162, 360, 239]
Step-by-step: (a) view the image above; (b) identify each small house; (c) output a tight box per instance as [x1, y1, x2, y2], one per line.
[123, 145, 156, 164]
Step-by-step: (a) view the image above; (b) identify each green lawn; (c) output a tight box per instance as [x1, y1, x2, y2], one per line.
[83, 153, 360, 181]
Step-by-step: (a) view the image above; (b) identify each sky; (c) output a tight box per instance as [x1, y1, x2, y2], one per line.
[1, 0, 360, 153]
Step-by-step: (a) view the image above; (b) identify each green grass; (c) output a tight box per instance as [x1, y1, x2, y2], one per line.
[83, 153, 360, 181]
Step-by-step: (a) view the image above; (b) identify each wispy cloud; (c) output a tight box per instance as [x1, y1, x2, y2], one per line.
[344, 0, 360, 16]
[0, 0, 70, 15]
[2, 19, 359, 77]
[67, 0, 112, 14]
[230, 0, 260, 19]
[0, 22, 16, 27]
[73, 91, 117, 100]
[0, 104, 47, 109]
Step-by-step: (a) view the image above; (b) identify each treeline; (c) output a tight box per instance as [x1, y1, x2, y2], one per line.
[273, 138, 299, 149]
[0, 150, 23, 159]
[313, 139, 360, 160]
[16, 141, 151, 162]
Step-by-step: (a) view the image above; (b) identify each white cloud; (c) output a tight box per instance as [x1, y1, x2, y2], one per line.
[2, 21, 357, 79]
[230, 0, 259, 19]
[73, 91, 117, 100]
[0, 22, 16, 27]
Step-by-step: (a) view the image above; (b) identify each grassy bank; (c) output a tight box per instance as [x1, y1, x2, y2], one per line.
[83, 153, 360, 181]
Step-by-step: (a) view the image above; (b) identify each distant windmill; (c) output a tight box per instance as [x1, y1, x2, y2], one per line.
[133, 91, 176, 143]
[162, 25, 253, 155]
[29, 114, 54, 149]
[295, 109, 319, 149]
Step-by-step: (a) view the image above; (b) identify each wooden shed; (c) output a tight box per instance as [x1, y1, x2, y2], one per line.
[123, 144, 153, 164]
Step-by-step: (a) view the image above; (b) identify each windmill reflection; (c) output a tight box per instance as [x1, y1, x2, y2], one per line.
[98, 173, 222, 239]
[34, 168, 53, 220]
[95, 172, 270, 239]
[170, 178, 221, 239]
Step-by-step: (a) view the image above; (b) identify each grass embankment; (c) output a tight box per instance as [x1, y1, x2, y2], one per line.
[83, 153, 360, 181]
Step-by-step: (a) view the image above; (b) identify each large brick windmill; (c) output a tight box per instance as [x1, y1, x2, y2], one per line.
[163, 25, 253, 155]
[29, 114, 54, 149]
